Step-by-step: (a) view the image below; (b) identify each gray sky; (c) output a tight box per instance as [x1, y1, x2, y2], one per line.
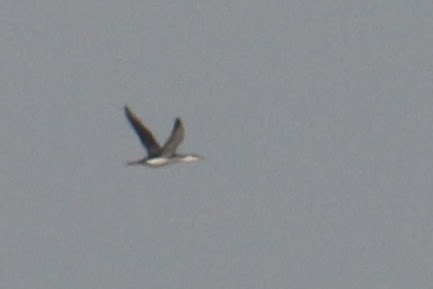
[2, 1, 433, 288]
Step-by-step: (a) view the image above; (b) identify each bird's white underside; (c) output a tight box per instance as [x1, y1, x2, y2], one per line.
[180, 155, 200, 162]
[143, 155, 200, 167]
[145, 157, 170, 166]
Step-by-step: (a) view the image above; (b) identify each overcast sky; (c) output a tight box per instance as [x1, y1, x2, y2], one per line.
[2, 1, 433, 288]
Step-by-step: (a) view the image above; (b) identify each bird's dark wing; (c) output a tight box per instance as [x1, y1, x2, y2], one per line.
[124, 106, 161, 157]
[161, 117, 185, 157]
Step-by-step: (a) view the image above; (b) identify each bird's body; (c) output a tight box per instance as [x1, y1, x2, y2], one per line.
[124, 106, 201, 167]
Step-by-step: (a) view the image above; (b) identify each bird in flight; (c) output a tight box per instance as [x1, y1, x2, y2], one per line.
[124, 106, 201, 167]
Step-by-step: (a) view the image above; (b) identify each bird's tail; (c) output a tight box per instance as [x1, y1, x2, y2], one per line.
[126, 158, 146, 166]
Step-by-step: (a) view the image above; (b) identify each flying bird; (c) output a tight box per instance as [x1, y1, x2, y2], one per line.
[124, 106, 201, 167]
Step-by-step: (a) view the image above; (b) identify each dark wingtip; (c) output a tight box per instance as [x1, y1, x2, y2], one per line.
[174, 117, 182, 127]
[124, 106, 135, 119]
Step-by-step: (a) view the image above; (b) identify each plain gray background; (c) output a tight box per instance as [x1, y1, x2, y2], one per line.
[2, 1, 433, 288]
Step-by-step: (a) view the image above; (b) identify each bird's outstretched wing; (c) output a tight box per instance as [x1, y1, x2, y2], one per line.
[161, 117, 184, 157]
[124, 106, 161, 157]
